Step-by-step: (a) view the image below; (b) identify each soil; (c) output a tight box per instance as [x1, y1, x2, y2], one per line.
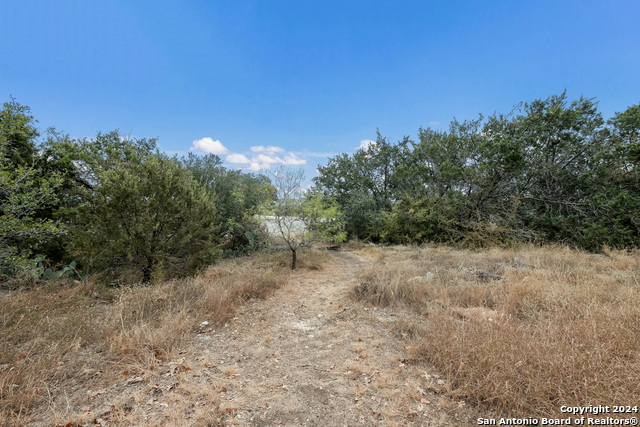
[51, 250, 484, 426]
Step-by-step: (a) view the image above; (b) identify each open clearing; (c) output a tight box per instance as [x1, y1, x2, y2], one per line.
[2, 248, 480, 426]
[3, 244, 639, 426]
[178, 249, 477, 426]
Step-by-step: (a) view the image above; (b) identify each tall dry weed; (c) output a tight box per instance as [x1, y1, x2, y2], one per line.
[352, 245, 640, 418]
[0, 250, 305, 424]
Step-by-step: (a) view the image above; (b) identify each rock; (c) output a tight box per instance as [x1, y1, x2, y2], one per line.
[409, 272, 435, 283]
[475, 270, 504, 281]
[125, 376, 144, 385]
[511, 257, 535, 269]
[453, 307, 502, 322]
[291, 321, 315, 331]
[494, 258, 534, 269]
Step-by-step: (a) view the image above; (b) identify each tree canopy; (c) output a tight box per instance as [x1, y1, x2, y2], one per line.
[2, 92, 638, 286]
[267, 167, 346, 269]
[315, 93, 640, 250]
[0, 99, 276, 285]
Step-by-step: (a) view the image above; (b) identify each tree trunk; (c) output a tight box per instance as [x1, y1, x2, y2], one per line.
[290, 247, 297, 270]
[142, 256, 154, 283]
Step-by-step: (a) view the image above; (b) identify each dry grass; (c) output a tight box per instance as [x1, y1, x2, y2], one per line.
[0, 249, 328, 425]
[351, 244, 640, 418]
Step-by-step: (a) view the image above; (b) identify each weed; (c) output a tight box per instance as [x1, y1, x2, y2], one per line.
[352, 245, 640, 418]
[0, 251, 299, 423]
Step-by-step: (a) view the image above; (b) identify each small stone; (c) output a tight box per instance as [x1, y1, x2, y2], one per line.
[476, 270, 504, 281]
[126, 376, 144, 385]
[511, 257, 535, 268]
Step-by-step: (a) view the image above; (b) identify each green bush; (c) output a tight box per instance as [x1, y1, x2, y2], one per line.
[71, 154, 220, 283]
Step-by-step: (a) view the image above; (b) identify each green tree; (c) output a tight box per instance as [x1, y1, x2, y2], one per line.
[0, 97, 39, 167]
[71, 130, 158, 189]
[300, 192, 347, 245]
[0, 98, 66, 281]
[0, 162, 64, 280]
[609, 103, 640, 169]
[585, 103, 640, 249]
[269, 167, 345, 269]
[316, 93, 637, 249]
[386, 116, 524, 246]
[179, 153, 275, 254]
[314, 132, 408, 240]
[72, 153, 219, 283]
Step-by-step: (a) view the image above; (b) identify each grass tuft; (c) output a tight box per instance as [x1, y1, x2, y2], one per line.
[0, 251, 302, 424]
[352, 245, 640, 418]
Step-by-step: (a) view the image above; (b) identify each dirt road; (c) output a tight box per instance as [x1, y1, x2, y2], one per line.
[166, 250, 478, 426]
[60, 249, 481, 426]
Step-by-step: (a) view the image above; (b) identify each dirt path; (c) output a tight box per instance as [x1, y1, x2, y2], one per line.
[158, 250, 478, 426]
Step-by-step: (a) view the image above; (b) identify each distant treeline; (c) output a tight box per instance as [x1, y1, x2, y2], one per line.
[2, 93, 638, 285]
[314, 93, 639, 250]
[0, 97, 276, 285]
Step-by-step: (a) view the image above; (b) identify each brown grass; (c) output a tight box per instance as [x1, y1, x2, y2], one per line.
[0, 249, 329, 425]
[351, 244, 640, 418]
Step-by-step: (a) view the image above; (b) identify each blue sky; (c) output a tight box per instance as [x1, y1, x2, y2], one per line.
[2, 0, 639, 181]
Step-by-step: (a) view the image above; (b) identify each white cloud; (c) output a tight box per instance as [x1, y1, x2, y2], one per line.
[220, 144, 308, 172]
[250, 153, 307, 166]
[190, 137, 229, 155]
[358, 139, 375, 150]
[282, 153, 306, 165]
[250, 145, 285, 154]
[247, 162, 266, 171]
[254, 154, 280, 164]
[429, 121, 441, 127]
[226, 153, 250, 163]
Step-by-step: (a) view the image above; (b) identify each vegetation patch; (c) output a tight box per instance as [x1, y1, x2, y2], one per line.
[315, 93, 640, 250]
[352, 245, 640, 418]
[0, 250, 325, 425]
